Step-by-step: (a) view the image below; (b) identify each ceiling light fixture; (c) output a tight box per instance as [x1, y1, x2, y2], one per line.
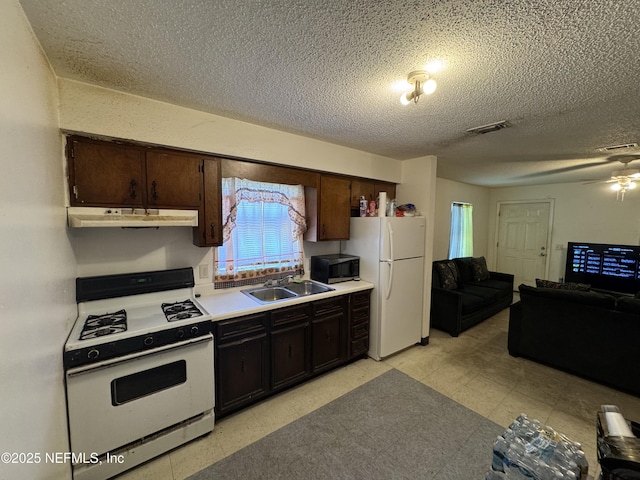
[610, 168, 640, 201]
[399, 70, 437, 105]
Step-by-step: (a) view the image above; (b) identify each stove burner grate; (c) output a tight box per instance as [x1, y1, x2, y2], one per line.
[80, 309, 127, 340]
[161, 299, 203, 322]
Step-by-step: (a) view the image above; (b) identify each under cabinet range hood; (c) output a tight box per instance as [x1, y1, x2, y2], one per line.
[67, 207, 198, 228]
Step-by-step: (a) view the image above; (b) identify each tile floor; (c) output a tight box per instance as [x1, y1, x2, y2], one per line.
[117, 306, 640, 479]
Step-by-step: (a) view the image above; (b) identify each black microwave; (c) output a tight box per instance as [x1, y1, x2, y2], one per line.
[310, 254, 360, 284]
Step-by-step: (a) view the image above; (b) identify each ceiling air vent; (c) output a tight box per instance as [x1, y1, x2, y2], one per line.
[466, 120, 509, 135]
[598, 143, 639, 152]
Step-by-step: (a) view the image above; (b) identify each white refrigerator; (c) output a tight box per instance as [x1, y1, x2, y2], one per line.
[342, 216, 426, 360]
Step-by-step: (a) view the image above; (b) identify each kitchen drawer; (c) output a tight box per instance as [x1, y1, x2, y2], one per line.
[350, 337, 369, 358]
[216, 313, 267, 343]
[312, 296, 345, 317]
[351, 321, 368, 339]
[351, 306, 369, 326]
[271, 303, 311, 328]
[351, 290, 371, 308]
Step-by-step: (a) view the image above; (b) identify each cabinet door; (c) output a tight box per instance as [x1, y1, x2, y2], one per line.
[193, 157, 222, 247]
[318, 175, 351, 240]
[216, 333, 269, 415]
[374, 182, 396, 203]
[311, 312, 345, 373]
[271, 322, 310, 390]
[145, 150, 202, 208]
[68, 137, 145, 207]
[350, 179, 375, 207]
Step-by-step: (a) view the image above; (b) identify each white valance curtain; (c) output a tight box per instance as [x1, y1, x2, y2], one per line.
[214, 178, 307, 288]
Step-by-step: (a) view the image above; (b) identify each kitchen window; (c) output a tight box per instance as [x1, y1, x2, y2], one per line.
[448, 202, 473, 259]
[214, 178, 306, 288]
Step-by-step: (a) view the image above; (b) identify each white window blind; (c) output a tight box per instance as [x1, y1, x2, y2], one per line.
[215, 178, 306, 288]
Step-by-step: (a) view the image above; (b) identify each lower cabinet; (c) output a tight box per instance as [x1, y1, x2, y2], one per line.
[270, 304, 311, 391]
[214, 313, 269, 415]
[214, 290, 370, 417]
[311, 296, 347, 373]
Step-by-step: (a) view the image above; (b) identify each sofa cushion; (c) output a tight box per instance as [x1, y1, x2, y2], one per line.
[452, 257, 474, 284]
[434, 260, 459, 289]
[616, 297, 640, 314]
[459, 291, 495, 314]
[471, 256, 491, 281]
[519, 284, 616, 308]
[469, 279, 513, 297]
[535, 279, 591, 291]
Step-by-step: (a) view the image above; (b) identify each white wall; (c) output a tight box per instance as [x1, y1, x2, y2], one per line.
[0, 2, 76, 479]
[398, 156, 438, 340]
[434, 178, 491, 261]
[488, 182, 640, 282]
[58, 79, 402, 182]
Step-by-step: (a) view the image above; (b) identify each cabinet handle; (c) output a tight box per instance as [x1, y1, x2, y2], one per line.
[322, 224, 326, 237]
[129, 179, 137, 199]
[210, 223, 215, 239]
[151, 180, 158, 201]
[326, 331, 332, 342]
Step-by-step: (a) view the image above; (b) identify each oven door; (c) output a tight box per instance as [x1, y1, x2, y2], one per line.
[66, 334, 214, 457]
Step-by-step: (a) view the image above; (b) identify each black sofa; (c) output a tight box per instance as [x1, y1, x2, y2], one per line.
[509, 284, 640, 397]
[431, 257, 514, 337]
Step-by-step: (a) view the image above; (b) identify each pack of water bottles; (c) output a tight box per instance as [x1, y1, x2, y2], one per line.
[486, 414, 589, 480]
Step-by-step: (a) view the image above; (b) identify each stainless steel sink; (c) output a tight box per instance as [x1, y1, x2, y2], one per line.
[284, 280, 333, 296]
[242, 280, 334, 304]
[243, 286, 297, 303]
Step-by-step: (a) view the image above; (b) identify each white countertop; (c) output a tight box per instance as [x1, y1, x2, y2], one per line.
[195, 280, 374, 322]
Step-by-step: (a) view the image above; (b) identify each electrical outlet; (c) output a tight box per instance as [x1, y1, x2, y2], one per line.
[198, 264, 209, 279]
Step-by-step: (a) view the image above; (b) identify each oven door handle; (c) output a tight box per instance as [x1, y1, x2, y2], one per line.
[66, 334, 213, 377]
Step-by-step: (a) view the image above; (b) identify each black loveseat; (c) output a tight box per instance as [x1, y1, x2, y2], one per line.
[431, 257, 514, 337]
[509, 284, 640, 397]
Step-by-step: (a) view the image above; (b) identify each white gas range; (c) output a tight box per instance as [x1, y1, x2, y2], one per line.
[64, 268, 214, 480]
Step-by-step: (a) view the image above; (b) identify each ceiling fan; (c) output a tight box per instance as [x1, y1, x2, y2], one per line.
[584, 157, 640, 201]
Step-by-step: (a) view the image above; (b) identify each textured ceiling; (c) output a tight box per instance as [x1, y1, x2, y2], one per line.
[18, 0, 640, 187]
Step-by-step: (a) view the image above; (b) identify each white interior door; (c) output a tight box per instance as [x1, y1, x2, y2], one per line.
[496, 201, 552, 287]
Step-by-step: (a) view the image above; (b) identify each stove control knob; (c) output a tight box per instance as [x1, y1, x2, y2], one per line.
[87, 349, 100, 360]
[190, 325, 199, 336]
[176, 329, 185, 339]
[144, 336, 154, 346]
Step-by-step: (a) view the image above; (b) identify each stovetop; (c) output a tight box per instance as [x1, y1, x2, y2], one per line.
[64, 268, 214, 369]
[66, 288, 211, 350]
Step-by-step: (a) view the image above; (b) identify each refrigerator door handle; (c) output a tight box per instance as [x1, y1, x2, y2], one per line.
[382, 260, 393, 299]
[387, 222, 394, 262]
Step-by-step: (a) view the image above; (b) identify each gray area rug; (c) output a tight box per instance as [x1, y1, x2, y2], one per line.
[189, 369, 504, 479]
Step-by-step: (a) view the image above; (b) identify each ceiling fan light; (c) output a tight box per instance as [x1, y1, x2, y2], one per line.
[629, 181, 637, 190]
[611, 183, 622, 191]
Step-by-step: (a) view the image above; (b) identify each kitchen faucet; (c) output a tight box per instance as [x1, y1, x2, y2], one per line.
[264, 275, 294, 287]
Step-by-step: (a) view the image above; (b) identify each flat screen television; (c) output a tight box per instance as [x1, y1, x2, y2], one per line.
[565, 241, 640, 294]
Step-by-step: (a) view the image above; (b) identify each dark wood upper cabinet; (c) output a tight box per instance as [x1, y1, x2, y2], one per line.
[68, 137, 146, 207]
[350, 179, 397, 209]
[193, 158, 222, 247]
[68, 136, 203, 210]
[305, 175, 351, 241]
[145, 150, 202, 208]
